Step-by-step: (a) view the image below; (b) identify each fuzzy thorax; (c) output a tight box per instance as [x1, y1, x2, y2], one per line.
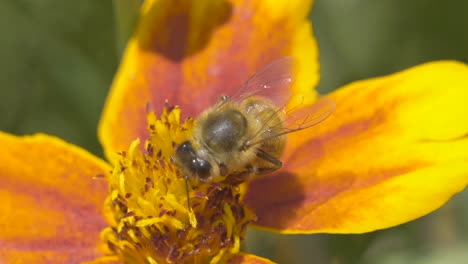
[101, 107, 256, 264]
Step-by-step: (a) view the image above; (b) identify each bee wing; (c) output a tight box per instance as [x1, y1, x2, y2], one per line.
[244, 96, 335, 148]
[224, 57, 294, 107]
[284, 96, 335, 131]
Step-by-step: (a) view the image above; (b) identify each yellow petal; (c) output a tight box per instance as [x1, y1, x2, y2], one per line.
[245, 61, 468, 233]
[99, 0, 318, 163]
[227, 252, 275, 264]
[0, 132, 110, 262]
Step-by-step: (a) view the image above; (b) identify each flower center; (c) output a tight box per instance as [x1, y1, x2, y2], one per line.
[101, 107, 256, 264]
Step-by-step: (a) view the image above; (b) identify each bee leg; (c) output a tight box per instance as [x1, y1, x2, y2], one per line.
[253, 149, 283, 175]
[255, 166, 280, 175]
[226, 165, 254, 184]
[219, 163, 228, 176]
[256, 149, 282, 168]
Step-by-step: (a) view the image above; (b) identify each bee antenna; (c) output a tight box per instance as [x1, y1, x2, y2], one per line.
[184, 175, 191, 210]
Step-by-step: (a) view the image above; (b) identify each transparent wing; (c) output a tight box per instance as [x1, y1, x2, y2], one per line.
[284, 96, 335, 131]
[223, 57, 294, 107]
[244, 96, 335, 148]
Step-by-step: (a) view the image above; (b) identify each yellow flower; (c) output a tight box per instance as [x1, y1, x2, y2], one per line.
[101, 108, 257, 263]
[1, 0, 468, 263]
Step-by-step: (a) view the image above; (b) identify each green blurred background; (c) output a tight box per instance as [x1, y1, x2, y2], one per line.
[1, 0, 467, 263]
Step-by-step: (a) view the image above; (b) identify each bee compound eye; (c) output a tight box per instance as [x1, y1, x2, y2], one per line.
[175, 141, 195, 162]
[193, 157, 212, 180]
[179, 141, 192, 152]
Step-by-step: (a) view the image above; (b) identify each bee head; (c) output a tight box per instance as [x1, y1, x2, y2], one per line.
[175, 141, 212, 181]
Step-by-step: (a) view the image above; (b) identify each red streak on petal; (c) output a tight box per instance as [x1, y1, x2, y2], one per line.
[100, 1, 296, 160]
[245, 108, 427, 230]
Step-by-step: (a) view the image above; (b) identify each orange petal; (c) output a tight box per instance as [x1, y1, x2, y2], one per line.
[82, 256, 120, 264]
[99, 0, 318, 162]
[0, 132, 111, 263]
[227, 253, 275, 264]
[245, 61, 468, 233]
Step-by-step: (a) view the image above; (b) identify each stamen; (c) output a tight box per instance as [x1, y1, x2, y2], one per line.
[185, 175, 191, 209]
[101, 107, 256, 263]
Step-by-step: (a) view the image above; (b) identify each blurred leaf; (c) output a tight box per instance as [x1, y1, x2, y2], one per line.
[365, 242, 468, 264]
[113, 0, 141, 56]
[0, 0, 117, 155]
[328, 234, 377, 264]
[312, 0, 468, 93]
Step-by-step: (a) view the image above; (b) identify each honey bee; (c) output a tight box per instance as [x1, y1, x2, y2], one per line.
[175, 57, 335, 190]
